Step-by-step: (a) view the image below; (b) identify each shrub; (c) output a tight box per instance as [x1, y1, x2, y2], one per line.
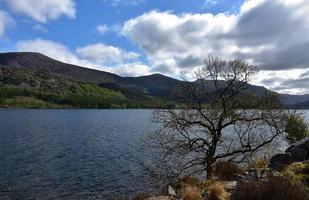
[178, 176, 215, 192]
[214, 161, 243, 181]
[180, 176, 201, 187]
[250, 159, 269, 170]
[231, 176, 308, 200]
[180, 186, 202, 200]
[286, 114, 309, 143]
[207, 182, 230, 200]
[282, 162, 309, 187]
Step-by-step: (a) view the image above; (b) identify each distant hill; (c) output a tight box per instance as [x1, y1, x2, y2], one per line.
[0, 52, 181, 99]
[0, 52, 308, 108]
[0, 52, 121, 83]
[290, 100, 309, 109]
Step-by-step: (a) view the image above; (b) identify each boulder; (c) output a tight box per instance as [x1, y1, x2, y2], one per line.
[269, 153, 292, 171]
[167, 185, 177, 197]
[224, 181, 237, 191]
[286, 137, 309, 160]
[286, 137, 309, 151]
[287, 147, 307, 162]
[159, 183, 176, 197]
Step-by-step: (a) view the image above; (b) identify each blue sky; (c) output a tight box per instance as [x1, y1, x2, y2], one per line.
[0, 0, 243, 51]
[1, 0, 309, 94]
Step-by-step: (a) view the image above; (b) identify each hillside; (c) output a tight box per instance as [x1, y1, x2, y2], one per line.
[0, 52, 121, 83]
[0, 52, 309, 108]
[0, 65, 128, 108]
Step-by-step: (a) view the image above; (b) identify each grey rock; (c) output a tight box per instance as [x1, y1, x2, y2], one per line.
[224, 181, 237, 191]
[287, 137, 309, 151]
[269, 153, 292, 170]
[168, 185, 177, 196]
[287, 147, 307, 162]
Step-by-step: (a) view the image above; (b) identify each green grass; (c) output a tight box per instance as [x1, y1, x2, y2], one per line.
[0, 96, 61, 108]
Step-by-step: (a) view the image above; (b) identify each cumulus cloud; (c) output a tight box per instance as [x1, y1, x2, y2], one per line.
[16, 38, 147, 77]
[107, 62, 151, 77]
[121, 0, 309, 93]
[97, 24, 122, 35]
[32, 24, 48, 33]
[1, 0, 76, 23]
[16, 39, 89, 67]
[0, 10, 15, 38]
[122, 10, 237, 74]
[97, 24, 109, 35]
[103, 0, 145, 7]
[203, 0, 220, 8]
[76, 43, 139, 65]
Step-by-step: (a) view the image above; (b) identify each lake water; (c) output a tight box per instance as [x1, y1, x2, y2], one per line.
[0, 110, 159, 199]
[0, 109, 308, 200]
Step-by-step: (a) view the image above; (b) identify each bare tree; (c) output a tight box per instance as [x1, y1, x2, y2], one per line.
[151, 56, 291, 179]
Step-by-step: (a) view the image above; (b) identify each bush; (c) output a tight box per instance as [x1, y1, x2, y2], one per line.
[282, 162, 309, 187]
[231, 176, 308, 200]
[250, 159, 269, 170]
[180, 186, 202, 200]
[179, 176, 201, 187]
[286, 114, 309, 143]
[207, 182, 230, 200]
[214, 161, 243, 181]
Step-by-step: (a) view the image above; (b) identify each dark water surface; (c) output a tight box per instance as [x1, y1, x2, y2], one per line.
[1, 109, 308, 200]
[0, 109, 158, 199]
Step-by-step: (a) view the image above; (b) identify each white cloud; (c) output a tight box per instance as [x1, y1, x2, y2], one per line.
[16, 38, 89, 67]
[0, 10, 15, 38]
[97, 23, 122, 35]
[121, 0, 309, 93]
[97, 24, 109, 35]
[76, 43, 139, 66]
[105, 62, 151, 77]
[122, 10, 238, 75]
[32, 24, 48, 33]
[103, 0, 145, 7]
[203, 0, 220, 8]
[1, 0, 76, 23]
[16, 38, 148, 77]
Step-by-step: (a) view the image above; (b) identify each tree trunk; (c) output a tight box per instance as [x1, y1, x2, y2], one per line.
[206, 165, 213, 179]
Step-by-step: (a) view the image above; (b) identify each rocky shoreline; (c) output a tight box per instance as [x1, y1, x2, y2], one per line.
[141, 137, 309, 200]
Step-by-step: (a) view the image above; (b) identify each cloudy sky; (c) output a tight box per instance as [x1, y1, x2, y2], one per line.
[0, 0, 309, 94]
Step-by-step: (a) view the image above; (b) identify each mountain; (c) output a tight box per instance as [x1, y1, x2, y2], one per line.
[0, 52, 121, 83]
[280, 94, 309, 105]
[289, 100, 309, 109]
[0, 52, 181, 99]
[0, 52, 309, 108]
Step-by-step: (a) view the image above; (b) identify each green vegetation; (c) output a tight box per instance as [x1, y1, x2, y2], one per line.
[0, 66, 182, 108]
[0, 83, 127, 108]
[286, 114, 309, 143]
[282, 162, 309, 189]
[0, 96, 61, 108]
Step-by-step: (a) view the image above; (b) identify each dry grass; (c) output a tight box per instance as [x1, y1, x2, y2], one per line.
[132, 192, 151, 200]
[250, 159, 269, 170]
[180, 176, 202, 187]
[180, 186, 202, 200]
[231, 176, 309, 200]
[207, 182, 230, 200]
[214, 161, 243, 181]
